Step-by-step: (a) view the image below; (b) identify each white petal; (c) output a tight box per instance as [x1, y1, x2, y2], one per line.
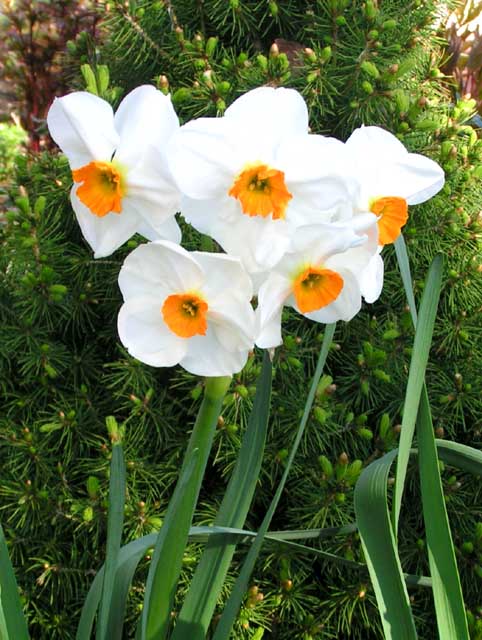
[345, 125, 407, 163]
[180, 325, 250, 376]
[118, 296, 186, 367]
[182, 195, 291, 274]
[114, 86, 179, 167]
[71, 186, 139, 258]
[118, 240, 204, 300]
[208, 299, 255, 352]
[192, 252, 253, 302]
[255, 273, 291, 349]
[359, 250, 384, 303]
[225, 87, 309, 140]
[296, 269, 362, 323]
[136, 215, 182, 244]
[167, 118, 240, 199]
[379, 153, 445, 204]
[47, 92, 118, 169]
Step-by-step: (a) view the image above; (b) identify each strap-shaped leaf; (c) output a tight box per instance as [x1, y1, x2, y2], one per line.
[0, 525, 30, 640]
[354, 450, 418, 640]
[395, 236, 469, 640]
[141, 376, 230, 640]
[172, 352, 273, 640]
[97, 423, 126, 640]
[212, 324, 336, 640]
[392, 253, 443, 533]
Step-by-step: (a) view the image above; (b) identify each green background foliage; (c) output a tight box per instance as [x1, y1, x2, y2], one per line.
[0, 0, 481, 638]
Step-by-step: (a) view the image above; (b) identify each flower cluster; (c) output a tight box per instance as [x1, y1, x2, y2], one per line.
[48, 85, 444, 376]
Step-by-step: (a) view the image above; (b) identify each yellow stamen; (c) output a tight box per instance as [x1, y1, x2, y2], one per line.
[370, 196, 408, 245]
[72, 161, 125, 217]
[228, 162, 292, 220]
[162, 293, 208, 338]
[293, 266, 343, 313]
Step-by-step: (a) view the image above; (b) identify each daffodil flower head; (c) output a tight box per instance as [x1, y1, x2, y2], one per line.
[47, 86, 182, 258]
[255, 215, 379, 349]
[345, 126, 444, 245]
[168, 86, 353, 274]
[117, 241, 255, 376]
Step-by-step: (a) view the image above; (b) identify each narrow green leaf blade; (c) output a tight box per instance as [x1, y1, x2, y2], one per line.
[393, 254, 443, 532]
[212, 324, 336, 640]
[172, 353, 273, 640]
[354, 450, 418, 640]
[436, 439, 482, 475]
[418, 390, 469, 640]
[142, 376, 230, 640]
[0, 525, 29, 640]
[97, 439, 126, 640]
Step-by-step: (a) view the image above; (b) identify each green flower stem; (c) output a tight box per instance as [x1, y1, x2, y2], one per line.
[142, 375, 231, 640]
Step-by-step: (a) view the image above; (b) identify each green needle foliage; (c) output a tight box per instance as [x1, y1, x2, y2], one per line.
[1, 0, 481, 638]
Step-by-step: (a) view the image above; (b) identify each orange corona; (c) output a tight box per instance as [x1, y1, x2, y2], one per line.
[369, 196, 408, 245]
[162, 293, 208, 338]
[72, 161, 125, 217]
[293, 266, 344, 314]
[229, 163, 292, 220]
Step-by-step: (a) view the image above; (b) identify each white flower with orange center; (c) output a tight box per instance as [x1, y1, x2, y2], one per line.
[167, 86, 352, 274]
[255, 215, 379, 348]
[345, 126, 444, 246]
[117, 240, 255, 376]
[47, 85, 181, 258]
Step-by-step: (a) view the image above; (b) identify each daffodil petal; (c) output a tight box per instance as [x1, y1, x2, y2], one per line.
[225, 86, 309, 140]
[71, 185, 139, 258]
[118, 296, 187, 367]
[136, 215, 182, 244]
[384, 153, 445, 204]
[180, 325, 250, 376]
[118, 240, 204, 301]
[47, 92, 118, 169]
[359, 250, 384, 303]
[114, 86, 179, 167]
[255, 272, 291, 349]
[167, 118, 241, 199]
[191, 252, 253, 303]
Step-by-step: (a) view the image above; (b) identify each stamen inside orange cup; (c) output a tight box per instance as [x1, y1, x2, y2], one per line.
[162, 293, 208, 338]
[293, 266, 344, 313]
[229, 162, 292, 220]
[72, 161, 125, 217]
[370, 196, 408, 245]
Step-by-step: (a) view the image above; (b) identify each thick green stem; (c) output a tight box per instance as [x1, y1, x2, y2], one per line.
[142, 375, 231, 640]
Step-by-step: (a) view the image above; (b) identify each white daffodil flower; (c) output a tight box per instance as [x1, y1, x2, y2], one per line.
[117, 240, 255, 376]
[345, 125, 445, 246]
[47, 85, 181, 258]
[256, 214, 379, 348]
[167, 86, 352, 274]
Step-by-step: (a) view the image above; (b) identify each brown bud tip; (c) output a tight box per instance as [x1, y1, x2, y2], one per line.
[389, 64, 399, 74]
[435, 427, 444, 437]
[248, 585, 258, 596]
[358, 589, 366, 598]
[217, 415, 225, 428]
[270, 42, 279, 56]
[281, 578, 293, 591]
[418, 96, 428, 107]
[393, 424, 402, 434]
[339, 452, 349, 465]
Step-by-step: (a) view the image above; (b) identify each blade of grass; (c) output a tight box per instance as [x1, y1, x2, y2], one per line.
[212, 324, 336, 640]
[395, 237, 469, 640]
[354, 449, 418, 639]
[0, 525, 29, 640]
[392, 254, 443, 533]
[417, 391, 469, 640]
[141, 376, 231, 640]
[96, 418, 126, 640]
[172, 353, 273, 640]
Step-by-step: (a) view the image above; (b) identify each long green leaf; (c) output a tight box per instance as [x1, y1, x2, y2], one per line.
[395, 237, 469, 640]
[354, 449, 418, 639]
[172, 353, 273, 640]
[417, 390, 469, 640]
[97, 422, 126, 640]
[212, 324, 336, 640]
[0, 525, 29, 640]
[392, 254, 443, 533]
[436, 439, 482, 476]
[141, 376, 231, 640]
